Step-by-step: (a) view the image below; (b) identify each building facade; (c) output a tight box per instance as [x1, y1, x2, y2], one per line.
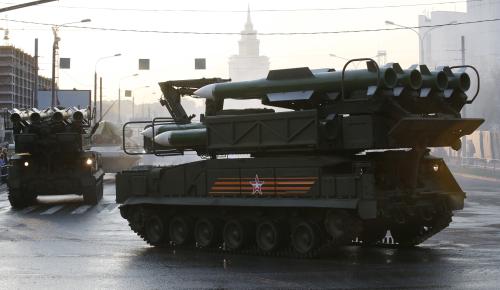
[418, 0, 500, 128]
[0, 46, 51, 110]
[228, 8, 270, 82]
[0, 46, 52, 143]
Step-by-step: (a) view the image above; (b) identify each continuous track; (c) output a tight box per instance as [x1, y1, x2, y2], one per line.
[122, 205, 452, 258]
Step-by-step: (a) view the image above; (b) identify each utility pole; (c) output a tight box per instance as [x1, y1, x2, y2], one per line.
[99, 77, 103, 120]
[93, 70, 97, 122]
[461, 36, 465, 66]
[461, 35, 467, 162]
[51, 26, 59, 107]
[34, 38, 38, 108]
[51, 19, 91, 107]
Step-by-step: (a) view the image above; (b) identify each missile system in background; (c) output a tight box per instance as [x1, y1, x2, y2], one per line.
[117, 59, 484, 258]
[7, 107, 104, 208]
[90, 120, 141, 173]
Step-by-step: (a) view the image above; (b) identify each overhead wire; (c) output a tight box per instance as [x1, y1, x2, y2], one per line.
[1, 17, 499, 36]
[0, 0, 480, 13]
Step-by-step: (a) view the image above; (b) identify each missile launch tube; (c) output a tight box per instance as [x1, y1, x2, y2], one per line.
[141, 123, 206, 139]
[72, 109, 89, 121]
[194, 67, 398, 100]
[447, 72, 471, 92]
[154, 128, 207, 148]
[10, 109, 31, 123]
[30, 108, 55, 123]
[421, 71, 448, 91]
[398, 69, 423, 90]
[52, 108, 72, 122]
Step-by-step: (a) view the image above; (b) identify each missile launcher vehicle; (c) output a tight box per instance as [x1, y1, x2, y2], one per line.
[7, 107, 104, 208]
[117, 59, 483, 257]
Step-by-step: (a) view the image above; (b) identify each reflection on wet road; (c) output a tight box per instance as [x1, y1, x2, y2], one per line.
[0, 174, 499, 289]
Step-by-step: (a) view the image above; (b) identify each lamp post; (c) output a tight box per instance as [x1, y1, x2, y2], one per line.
[94, 53, 121, 122]
[118, 73, 138, 123]
[385, 20, 457, 64]
[51, 18, 91, 107]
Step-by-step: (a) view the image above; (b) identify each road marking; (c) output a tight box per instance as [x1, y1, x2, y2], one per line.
[40, 205, 64, 215]
[71, 205, 92, 215]
[21, 206, 38, 214]
[0, 207, 10, 214]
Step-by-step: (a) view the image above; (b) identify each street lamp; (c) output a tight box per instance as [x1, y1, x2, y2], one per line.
[118, 73, 139, 123]
[385, 20, 457, 64]
[94, 53, 121, 122]
[328, 53, 349, 61]
[328, 53, 360, 68]
[51, 18, 91, 107]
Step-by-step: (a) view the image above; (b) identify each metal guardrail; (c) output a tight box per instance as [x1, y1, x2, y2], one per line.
[445, 156, 500, 171]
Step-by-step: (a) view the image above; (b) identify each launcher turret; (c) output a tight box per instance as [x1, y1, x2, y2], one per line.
[139, 60, 482, 156]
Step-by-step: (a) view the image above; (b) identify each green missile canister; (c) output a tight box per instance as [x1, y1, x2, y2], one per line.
[142, 123, 206, 139]
[154, 128, 207, 148]
[193, 62, 398, 101]
[384, 63, 423, 92]
[439, 66, 472, 112]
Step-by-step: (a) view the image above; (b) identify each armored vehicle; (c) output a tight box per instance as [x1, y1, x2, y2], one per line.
[117, 60, 483, 257]
[91, 120, 141, 173]
[7, 107, 104, 208]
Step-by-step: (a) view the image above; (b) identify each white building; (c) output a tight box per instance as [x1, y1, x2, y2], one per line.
[419, 0, 500, 127]
[228, 8, 269, 81]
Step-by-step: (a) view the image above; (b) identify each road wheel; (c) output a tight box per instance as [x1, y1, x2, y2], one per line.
[194, 218, 221, 248]
[8, 188, 36, 209]
[145, 215, 167, 246]
[256, 220, 284, 252]
[223, 219, 253, 251]
[291, 221, 320, 256]
[169, 216, 193, 246]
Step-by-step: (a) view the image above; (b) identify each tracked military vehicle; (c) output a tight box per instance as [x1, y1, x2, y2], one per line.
[7, 107, 104, 208]
[117, 59, 483, 257]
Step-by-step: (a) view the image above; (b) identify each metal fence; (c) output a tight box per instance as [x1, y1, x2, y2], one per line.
[446, 156, 500, 169]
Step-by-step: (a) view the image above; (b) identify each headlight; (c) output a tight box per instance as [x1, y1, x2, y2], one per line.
[85, 158, 93, 166]
[432, 164, 439, 172]
[24, 161, 29, 167]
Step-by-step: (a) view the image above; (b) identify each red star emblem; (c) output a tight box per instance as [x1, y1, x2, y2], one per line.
[249, 174, 264, 195]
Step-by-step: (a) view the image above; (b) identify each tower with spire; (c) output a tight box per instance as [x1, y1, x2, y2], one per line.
[228, 7, 269, 81]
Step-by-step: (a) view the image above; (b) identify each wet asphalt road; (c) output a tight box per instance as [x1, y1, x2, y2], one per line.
[0, 174, 499, 289]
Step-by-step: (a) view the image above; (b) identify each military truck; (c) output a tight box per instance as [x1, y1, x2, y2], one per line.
[7, 107, 104, 208]
[116, 60, 483, 257]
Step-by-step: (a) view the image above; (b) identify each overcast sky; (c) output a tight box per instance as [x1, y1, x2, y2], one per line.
[0, 0, 468, 104]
